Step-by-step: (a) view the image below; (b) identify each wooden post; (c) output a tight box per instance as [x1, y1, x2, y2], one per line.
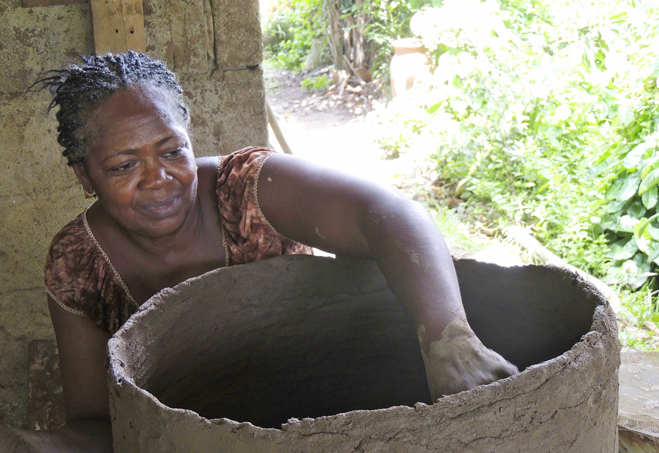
[266, 101, 293, 155]
[21, 0, 86, 7]
[90, 0, 146, 55]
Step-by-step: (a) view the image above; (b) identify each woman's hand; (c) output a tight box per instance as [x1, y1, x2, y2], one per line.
[419, 318, 519, 401]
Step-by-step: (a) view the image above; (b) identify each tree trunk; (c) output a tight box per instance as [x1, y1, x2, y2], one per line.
[351, 0, 365, 69]
[325, 0, 345, 70]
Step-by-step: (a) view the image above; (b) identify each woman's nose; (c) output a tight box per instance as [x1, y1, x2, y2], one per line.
[141, 161, 169, 189]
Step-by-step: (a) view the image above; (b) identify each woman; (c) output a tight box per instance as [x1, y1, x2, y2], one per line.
[11, 52, 517, 451]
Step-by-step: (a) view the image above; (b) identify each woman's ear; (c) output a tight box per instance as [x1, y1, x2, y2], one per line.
[71, 162, 95, 195]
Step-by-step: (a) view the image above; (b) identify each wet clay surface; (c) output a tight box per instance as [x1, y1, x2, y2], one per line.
[109, 256, 619, 452]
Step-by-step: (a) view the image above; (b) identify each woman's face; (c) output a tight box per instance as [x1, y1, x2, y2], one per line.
[75, 85, 198, 239]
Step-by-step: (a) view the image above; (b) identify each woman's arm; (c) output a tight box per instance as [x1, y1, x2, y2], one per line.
[258, 154, 518, 400]
[11, 297, 114, 452]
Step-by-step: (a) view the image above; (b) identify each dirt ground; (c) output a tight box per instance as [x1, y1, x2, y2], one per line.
[263, 66, 403, 185]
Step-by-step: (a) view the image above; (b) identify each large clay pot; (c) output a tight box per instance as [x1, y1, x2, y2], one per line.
[389, 38, 433, 98]
[108, 256, 619, 452]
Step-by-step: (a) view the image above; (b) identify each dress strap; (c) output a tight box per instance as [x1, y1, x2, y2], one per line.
[47, 288, 86, 317]
[217, 155, 230, 268]
[82, 206, 138, 306]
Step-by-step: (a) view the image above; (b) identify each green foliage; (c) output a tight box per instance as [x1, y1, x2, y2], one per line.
[345, 0, 431, 80]
[599, 75, 659, 289]
[301, 75, 329, 92]
[264, 0, 325, 70]
[376, 0, 659, 348]
[264, 0, 431, 81]
[423, 198, 489, 254]
[618, 284, 659, 351]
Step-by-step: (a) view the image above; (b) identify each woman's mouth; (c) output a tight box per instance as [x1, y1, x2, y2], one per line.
[141, 195, 181, 217]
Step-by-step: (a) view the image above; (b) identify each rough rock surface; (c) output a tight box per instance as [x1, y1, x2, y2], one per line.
[109, 256, 620, 452]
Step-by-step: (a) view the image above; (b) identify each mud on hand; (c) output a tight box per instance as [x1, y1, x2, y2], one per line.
[418, 318, 519, 402]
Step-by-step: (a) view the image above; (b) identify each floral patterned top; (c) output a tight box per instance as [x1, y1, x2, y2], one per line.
[44, 147, 313, 334]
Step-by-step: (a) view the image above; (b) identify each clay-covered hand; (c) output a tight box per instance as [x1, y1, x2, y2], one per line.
[419, 318, 519, 402]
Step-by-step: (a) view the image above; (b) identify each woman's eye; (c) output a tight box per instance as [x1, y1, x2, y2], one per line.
[111, 162, 136, 172]
[163, 148, 184, 158]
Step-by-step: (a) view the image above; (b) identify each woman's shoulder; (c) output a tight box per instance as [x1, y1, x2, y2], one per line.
[45, 212, 91, 265]
[195, 147, 275, 173]
[195, 147, 275, 194]
[44, 210, 136, 332]
[214, 146, 275, 193]
[219, 146, 275, 167]
[44, 212, 97, 314]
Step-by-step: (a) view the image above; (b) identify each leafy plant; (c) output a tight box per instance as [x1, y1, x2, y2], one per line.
[301, 75, 330, 92]
[264, 0, 326, 70]
[599, 77, 659, 290]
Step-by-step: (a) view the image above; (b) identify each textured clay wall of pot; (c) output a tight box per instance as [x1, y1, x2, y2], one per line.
[108, 256, 620, 452]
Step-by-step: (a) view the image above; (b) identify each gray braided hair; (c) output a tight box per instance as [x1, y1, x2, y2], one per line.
[33, 51, 190, 166]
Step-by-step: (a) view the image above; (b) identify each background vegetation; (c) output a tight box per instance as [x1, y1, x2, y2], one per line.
[263, 0, 435, 79]
[263, 0, 323, 70]
[263, 0, 659, 350]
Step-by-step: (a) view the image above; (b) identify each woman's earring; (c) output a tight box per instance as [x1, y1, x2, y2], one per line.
[84, 188, 97, 199]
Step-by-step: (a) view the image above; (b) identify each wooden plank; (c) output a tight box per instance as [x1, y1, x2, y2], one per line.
[91, 0, 145, 55]
[121, 0, 146, 53]
[22, 0, 87, 7]
[91, 0, 126, 55]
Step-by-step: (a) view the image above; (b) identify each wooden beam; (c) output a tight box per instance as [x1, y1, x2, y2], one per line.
[90, 0, 145, 55]
[120, 0, 146, 53]
[21, 0, 86, 7]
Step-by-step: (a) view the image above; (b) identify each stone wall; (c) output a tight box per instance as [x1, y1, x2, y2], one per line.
[0, 0, 267, 428]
